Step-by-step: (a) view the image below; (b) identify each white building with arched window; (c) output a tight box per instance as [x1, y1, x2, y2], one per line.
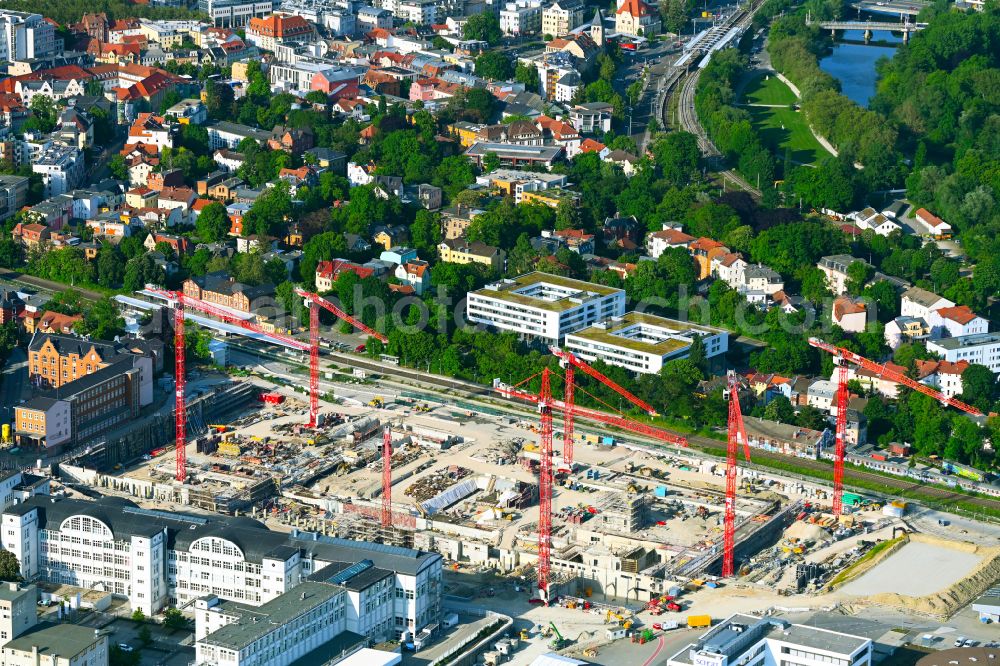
[2, 496, 442, 639]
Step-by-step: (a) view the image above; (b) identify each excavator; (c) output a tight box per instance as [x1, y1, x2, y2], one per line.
[548, 622, 570, 650]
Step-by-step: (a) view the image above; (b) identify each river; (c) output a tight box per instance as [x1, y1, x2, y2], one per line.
[819, 29, 901, 107]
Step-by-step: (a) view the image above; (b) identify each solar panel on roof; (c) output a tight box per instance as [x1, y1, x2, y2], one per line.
[329, 559, 373, 584]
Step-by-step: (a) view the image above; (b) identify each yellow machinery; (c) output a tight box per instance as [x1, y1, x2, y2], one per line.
[1, 424, 11, 445]
[369, 396, 384, 408]
[520, 629, 529, 640]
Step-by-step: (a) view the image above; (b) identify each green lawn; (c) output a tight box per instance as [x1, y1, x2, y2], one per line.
[747, 105, 827, 165]
[742, 73, 798, 105]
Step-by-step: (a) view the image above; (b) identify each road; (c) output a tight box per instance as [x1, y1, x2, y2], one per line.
[0, 347, 29, 427]
[228, 337, 1000, 516]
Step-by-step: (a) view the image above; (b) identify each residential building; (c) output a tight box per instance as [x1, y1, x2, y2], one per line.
[394, 260, 431, 295]
[0, 11, 59, 62]
[833, 296, 868, 333]
[570, 102, 613, 134]
[666, 614, 871, 666]
[542, 0, 585, 36]
[165, 98, 208, 124]
[927, 333, 1000, 373]
[691, 237, 728, 280]
[437, 238, 505, 270]
[647, 227, 695, 259]
[23, 310, 81, 335]
[395, 0, 437, 24]
[914, 359, 971, 399]
[477, 169, 568, 203]
[615, 0, 660, 36]
[31, 146, 84, 197]
[467, 272, 625, 344]
[926, 305, 988, 339]
[900, 287, 953, 320]
[817, 254, 870, 296]
[357, 6, 394, 31]
[744, 416, 829, 459]
[852, 207, 902, 236]
[0, 581, 38, 642]
[2, 495, 442, 631]
[0, 175, 29, 222]
[564, 312, 728, 374]
[315, 259, 374, 292]
[500, 0, 543, 35]
[183, 271, 275, 313]
[205, 120, 272, 150]
[884, 315, 930, 349]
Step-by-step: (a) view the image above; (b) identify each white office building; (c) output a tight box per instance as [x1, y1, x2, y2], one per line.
[2, 496, 442, 637]
[564, 312, 728, 375]
[926, 332, 1000, 373]
[667, 614, 873, 666]
[198, 0, 276, 27]
[194, 582, 348, 666]
[500, 0, 543, 35]
[31, 146, 84, 197]
[0, 11, 59, 62]
[467, 272, 625, 344]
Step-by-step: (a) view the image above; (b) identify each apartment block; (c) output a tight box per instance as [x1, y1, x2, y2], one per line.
[542, 0, 585, 36]
[31, 146, 84, 197]
[467, 272, 625, 344]
[564, 312, 728, 375]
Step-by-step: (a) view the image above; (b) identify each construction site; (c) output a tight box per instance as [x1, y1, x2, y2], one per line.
[45, 292, 1000, 665]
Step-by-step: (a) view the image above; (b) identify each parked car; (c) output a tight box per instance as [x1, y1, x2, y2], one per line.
[118, 644, 134, 653]
[954, 637, 967, 647]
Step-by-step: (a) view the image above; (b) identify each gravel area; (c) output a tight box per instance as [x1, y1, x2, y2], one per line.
[841, 540, 981, 596]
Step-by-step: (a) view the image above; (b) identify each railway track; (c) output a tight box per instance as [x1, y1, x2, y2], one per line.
[237, 339, 1000, 515]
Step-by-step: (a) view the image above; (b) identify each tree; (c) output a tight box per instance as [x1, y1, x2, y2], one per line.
[195, 202, 232, 243]
[482, 152, 501, 173]
[474, 51, 513, 81]
[138, 624, 153, 647]
[845, 260, 874, 296]
[764, 395, 796, 424]
[96, 246, 126, 288]
[0, 549, 20, 582]
[960, 364, 997, 411]
[131, 609, 146, 623]
[205, 80, 235, 119]
[163, 608, 189, 631]
[25, 95, 57, 133]
[76, 297, 126, 340]
[411, 209, 441, 257]
[108, 154, 128, 182]
[652, 132, 700, 187]
[463, 12, 502, 45]
[514, 62, 539, 92]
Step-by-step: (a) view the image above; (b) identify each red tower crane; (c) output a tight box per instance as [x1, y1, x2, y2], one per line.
[295, 289, 388, 430]
[147, 288, 313, 480]
[808, 337, 983, 515]
[549, 347, 662, 466]
[382, 427, 393, 528]
[722, 371, 749, 578]
[537, 367, 555, 601]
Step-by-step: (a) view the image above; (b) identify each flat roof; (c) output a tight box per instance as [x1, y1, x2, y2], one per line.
[927, 332, 1000, 350]
[4, 623, 102, 658]
[466, 142, 562, 160]
[199, 582, 343, 650]
[670, 614, 869, 666]
[566, 311, 724, 355]
[321, 647, 400, 666]
[0, 582, 33, 603]
[470, 272, 623, 312]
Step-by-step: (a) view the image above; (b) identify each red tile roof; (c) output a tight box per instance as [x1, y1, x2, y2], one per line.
[650, 228, 695, 245]
[935, 305, 979, 325]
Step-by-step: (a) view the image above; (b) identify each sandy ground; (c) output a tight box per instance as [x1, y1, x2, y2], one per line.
[840, 540, 982, 596]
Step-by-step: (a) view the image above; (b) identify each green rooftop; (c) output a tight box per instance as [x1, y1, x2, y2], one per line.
[566, 312, 722, 354]
[471, 272, 623, 312]
[199, 582, 344, 651]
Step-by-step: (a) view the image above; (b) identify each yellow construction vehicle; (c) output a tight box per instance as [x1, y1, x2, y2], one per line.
[520, 629, 529, 640]
[369, 396, 384, 408]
